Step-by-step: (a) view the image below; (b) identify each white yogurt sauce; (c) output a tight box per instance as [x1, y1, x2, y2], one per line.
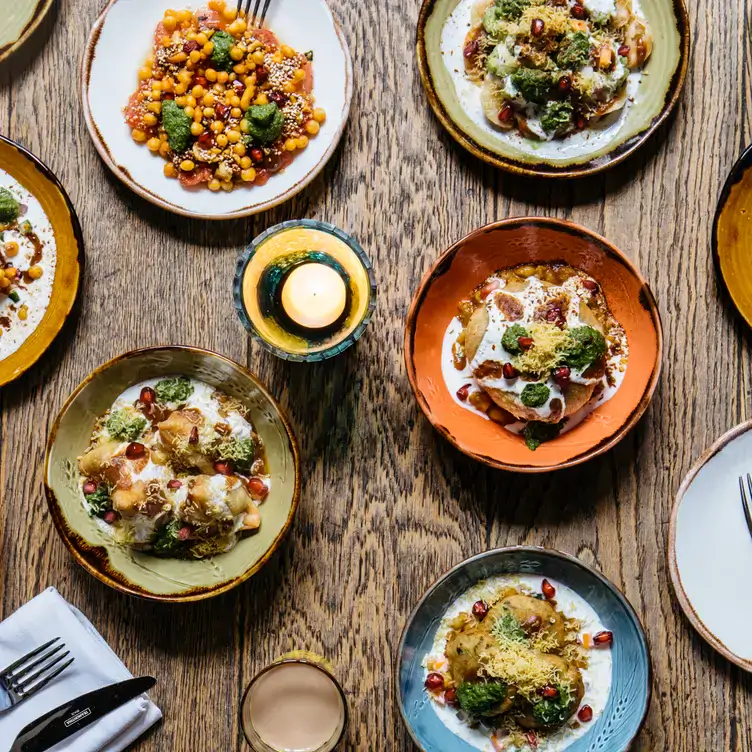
[425, 575, 613, 752]
[441, 274, 628, 437]
[439, 0, 645, 161]
[0, 168, 57, 361]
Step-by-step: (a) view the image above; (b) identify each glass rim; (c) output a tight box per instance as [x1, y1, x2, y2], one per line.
[233, 219, 377, 362]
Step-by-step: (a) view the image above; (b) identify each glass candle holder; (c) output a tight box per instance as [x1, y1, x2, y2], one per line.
[241, 657, 348, 752]
[234, 219, 376, 362]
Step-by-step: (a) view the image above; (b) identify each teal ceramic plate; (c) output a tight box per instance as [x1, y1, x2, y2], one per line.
[397, 547, 651, 751]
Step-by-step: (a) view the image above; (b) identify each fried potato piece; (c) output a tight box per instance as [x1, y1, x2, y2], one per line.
[158, 410, 214, 473]
[481, 381, 595, 424]
[496, 595, 567, 648]
[78, 441, 121, 477]
[446, 627, 498, 684]
[112, 481, 147, 518]
[516, 654, 584, 730]
[464, 306, 489, 362]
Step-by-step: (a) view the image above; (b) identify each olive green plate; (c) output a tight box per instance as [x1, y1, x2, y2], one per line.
[416, 0, 690, 178]
[45, 346, 300, 602]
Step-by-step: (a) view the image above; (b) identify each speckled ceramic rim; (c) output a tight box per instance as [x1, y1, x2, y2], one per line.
[415, 0, 690, 178]
[668, 420, 752, 673]
[712, 143, 752, 330]
[395, 545, 653, 752]
[0, 0, 55, 64]
[0, 134, 84, 387]
[240, 658, 348, 751]
[233, 219, 377, 362]
[79, 0, 353, 220]
[404, 216, 663, 473]
[43, 345, 301, 603]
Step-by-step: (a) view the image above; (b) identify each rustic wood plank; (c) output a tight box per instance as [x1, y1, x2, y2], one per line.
[2, 0, 752, 749]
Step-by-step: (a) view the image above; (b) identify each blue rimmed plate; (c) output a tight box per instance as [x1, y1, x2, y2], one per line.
[397, 547, 651, 752]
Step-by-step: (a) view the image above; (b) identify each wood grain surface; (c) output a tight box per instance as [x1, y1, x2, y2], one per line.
[1, 0, 751, 750]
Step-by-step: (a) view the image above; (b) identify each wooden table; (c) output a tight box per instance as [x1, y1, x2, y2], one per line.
[0, 0, 750, 749]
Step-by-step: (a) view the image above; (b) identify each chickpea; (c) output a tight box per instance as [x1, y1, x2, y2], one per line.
[189, 50, 202, 64]
[180, 159, 195, 171]
[230, 46, 245, 61]
[203, 41, 214, 56]
[192, 84, 205, 98]
[163, 14, 177, 31]
[159, 141, 172, 156]
[205, 68, 217, 82]
[293, 69, 306, 82]
[203, 106, 215, 118]
[27, 265, 43, 280]
[18, 305, 28, 321]
[202, 92, 215, 107]
[284, 138, 297, 152]
[191, 121, 204, 136]
[164, 163, 177, 178]
[313, 108, 326, 123]
[296, 135, 309, 149]
[208, 179, 221, 191]
[147, 101, 162, 113]
[226, 129, 241, 143]
[138, 67, 152, 80]
[184, 106, 195, 118]
[220, 181, 234, 192]
[281, 45, 295, 58]
[0, 276, 9, 290]
[222, 6, 237, 21]
[254, 92, 268, 106]
[241, 168, 256, 182]
[216, 133, 228, 147]
[252, 50, 265, 65]
[231, 107, 242, 118]
[233, 143, 247, 156]
[4, 241, 19, 257]
[240, 156, 252, 169]
[196, 32, 208, 46]
[147, 137, 161, 152]
[132, 129, 147, 142]
[185, 95, 197, 107]
[174, 82, 188, 95]
[217, 71, 229, 84]
[305, 120, 320, 135]
[143, 113, 158, 126]
[210, 120, 224, 133]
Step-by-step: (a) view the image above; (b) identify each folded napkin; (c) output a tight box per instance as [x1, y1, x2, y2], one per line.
[0, 588, 161, 752]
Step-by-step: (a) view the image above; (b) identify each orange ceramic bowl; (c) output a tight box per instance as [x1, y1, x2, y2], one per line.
[405, 218, 662, 472]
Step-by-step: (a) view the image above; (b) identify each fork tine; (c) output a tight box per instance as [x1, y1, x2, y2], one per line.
[7, 643, 65, 683]
[251, 0, 263, 24]
[236, 0, 242, 16]
[0, 637, 60, 678]
[19, 658, 74, 700]
[258, 0, 272, 27]
[744, 474, 752, 535]
[15, 651, 71, 691]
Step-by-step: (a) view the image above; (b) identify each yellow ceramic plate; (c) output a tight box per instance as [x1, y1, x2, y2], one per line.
[713, 144, 752, 329]
[0, 0, 56, 64]
[416, 0, 690, 178]
[45, 346, 301, 603]
[0, 135, 82, 387]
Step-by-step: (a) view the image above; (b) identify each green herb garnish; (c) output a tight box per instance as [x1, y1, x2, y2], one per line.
[152, 519, 186, 556]
[510, 68, 553, 104]
[85, 484, 112, 517]
[531, 684, 576, 727]
[155, 376, 194, 404]
[215, 437, 255, 473]
[211, 30, 235, 71]
[0, 188, 19, 223]
[523, 421, 564, 451]
[491, 610, 528, 644]
[562, 326, 607, 370]
[161, 100, 192, 153]
[106, 409, 147, 441]
[521, 383, 550, 408]
[456, 680, 508, 716]
[501, 324, 530, 355]
[243, 103, 285, 146]
[557, 31, 592, 70]
[540, 101, 574, 135]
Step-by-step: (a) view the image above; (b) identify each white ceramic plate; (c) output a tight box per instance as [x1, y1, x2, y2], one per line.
[669, 421, 752, 671]
[80, 0, 352, 219]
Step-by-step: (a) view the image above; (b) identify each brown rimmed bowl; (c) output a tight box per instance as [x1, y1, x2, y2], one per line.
[405, 217, 662, 472]
[416, 0, 690, 178]
[0, 0, 56, 65]
[44, 345, 300, 602]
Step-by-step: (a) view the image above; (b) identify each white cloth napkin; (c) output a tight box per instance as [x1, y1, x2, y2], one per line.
[0, 588, 161, 752]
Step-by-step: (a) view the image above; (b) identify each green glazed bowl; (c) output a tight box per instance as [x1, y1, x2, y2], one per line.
[416, 0, 690, 177]
[44, 346, 300, 602]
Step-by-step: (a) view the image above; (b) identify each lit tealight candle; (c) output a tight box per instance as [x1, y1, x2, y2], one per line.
[280, 263, 347, 329]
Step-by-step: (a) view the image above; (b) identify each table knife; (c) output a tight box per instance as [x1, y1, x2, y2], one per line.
[9, 676, 156, 752]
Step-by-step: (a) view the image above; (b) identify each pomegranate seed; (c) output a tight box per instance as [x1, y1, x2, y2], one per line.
[178, 526, 192, 541]
[424, 672, 444, 691]
[499, 104, 514, 122]
[167, 479, 182, 490]
[456, 384, 472, 402]
[268, 90, 288, 107]
[582, 278, 599, 292]
[542, 579, 556, 599]
[540, 686, 559, 699]
[472, 600, 489, 620]
[248, 477, 269, 499]
[195, 75, 208, 87]
[140, 386, 156, 405]
[525, 731, 539, 749]
[531, 18, 545, 36]
[576, 115, 587, 130]
[183, 40, 200, 53]
[558, 76, 572, 95]
[518, 336, 533, 351]
[251, 147, 264, 163]
[215, 103, 230, 120]
[552, 366, 571, 388]
[189, 426, 199, 445]
[198, 131, 215, 147]
[463, 38, 479, 59]
[593, 630, 613, 646]
[162, 92, 175, 101]
[523, 615, 542, 633]
[578, 704, 593, 723]
[255, 66, 269, 84]
[103, 510, 117, 524]
[502, 362, 518, 380]
[214, 460, 233, 475]
[480, 280, 501, 298]
[231, 78, 246, 93]
[444, 687, 459, 707]
[618, 44, 630, 57]
[571, 3, 586, 18]
[126, 442, 146, 460]
[82, 480, 98, 495]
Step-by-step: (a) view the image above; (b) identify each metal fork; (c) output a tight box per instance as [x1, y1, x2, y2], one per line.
[236, 0, 273, 27]
[0, 638, 74, 713]
[738, 474, 752, 538]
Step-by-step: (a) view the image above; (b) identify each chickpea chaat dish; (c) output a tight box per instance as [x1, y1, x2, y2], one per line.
[424, 576, 614, 751]
[443, 263, 628, 450]
[463, 0, 653, 140]
[125, 1, 326, 192]
[77, 376, 271, 559]
[0, 175, 56, 361]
